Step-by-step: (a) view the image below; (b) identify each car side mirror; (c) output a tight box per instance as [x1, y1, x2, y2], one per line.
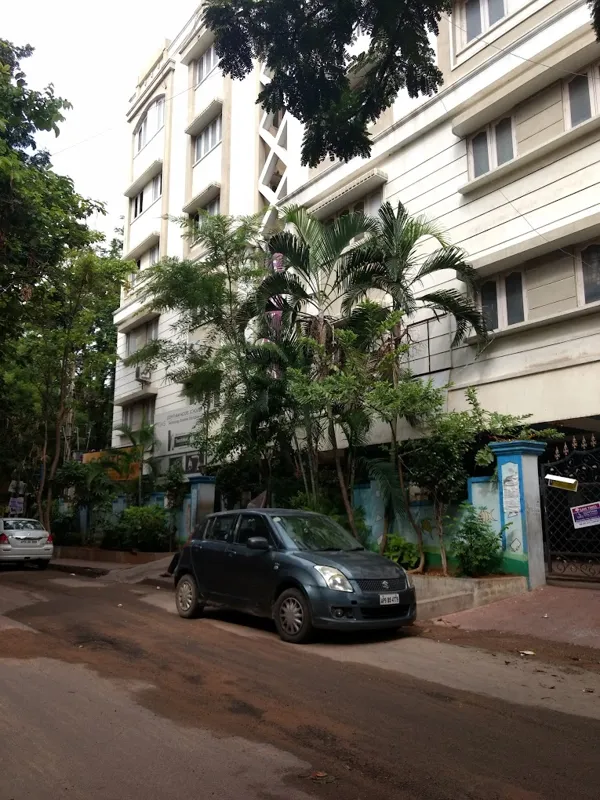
[247, 536, 270, 550]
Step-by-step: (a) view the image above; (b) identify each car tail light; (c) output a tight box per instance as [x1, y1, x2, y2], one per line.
[46, 533, 53, 544]
[0, 533, 9, 544]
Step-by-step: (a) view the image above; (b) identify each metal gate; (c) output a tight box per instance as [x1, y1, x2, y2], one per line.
[541, 437, 600, 581]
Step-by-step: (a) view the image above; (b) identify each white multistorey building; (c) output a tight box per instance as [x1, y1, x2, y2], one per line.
[114, 0, 600, 476]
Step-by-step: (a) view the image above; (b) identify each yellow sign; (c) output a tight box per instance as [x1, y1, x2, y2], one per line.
[545, 474, 578, 492]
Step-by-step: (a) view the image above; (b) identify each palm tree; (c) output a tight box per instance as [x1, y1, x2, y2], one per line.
[257, 205, 379, 347]
[341, 201, 488, 345]
[105, 420, 158, 506]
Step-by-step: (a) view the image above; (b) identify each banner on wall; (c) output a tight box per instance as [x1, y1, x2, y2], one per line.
[571, 501, 600, 529]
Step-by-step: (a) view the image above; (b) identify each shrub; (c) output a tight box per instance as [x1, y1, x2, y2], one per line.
[114, 505, 170, 552]
[384, 535, 420, 570]
[450, 502, 505, 577]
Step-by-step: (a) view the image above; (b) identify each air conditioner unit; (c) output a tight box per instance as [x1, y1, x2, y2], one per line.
[135, 366, 152, 383]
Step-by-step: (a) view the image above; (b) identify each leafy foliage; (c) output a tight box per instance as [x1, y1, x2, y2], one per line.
[384, 535, 420, 570]
[203, 0, 452, 165]
[113, 505, 170, 552]
[450, 502, 505, 577]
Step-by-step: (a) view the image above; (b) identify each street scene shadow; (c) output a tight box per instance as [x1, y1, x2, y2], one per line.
[202, 605, 411, 646]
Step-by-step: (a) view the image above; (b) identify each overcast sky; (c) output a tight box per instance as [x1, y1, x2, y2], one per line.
[4, 1, 193, 240]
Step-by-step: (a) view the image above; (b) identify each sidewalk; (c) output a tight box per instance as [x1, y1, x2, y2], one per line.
[434, 584, 600, 649]
[49, 557, 172, 584]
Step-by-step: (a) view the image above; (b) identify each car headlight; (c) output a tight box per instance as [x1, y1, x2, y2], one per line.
[314, 565, 353, 593]
[400, 567, 414, 589]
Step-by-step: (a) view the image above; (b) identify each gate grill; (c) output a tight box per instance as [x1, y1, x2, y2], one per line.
[541, 441, 600, 581]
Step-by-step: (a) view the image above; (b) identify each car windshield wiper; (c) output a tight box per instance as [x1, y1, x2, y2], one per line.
[347, 546, 365, 551]
[316, 547, 343, 551]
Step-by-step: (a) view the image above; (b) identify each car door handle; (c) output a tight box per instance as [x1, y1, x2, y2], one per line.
[225, 548, 236, 556]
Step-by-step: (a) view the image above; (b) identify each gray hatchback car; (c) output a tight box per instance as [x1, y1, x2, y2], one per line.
[174, 509, 416, 643]
[0, 518, 54, 568]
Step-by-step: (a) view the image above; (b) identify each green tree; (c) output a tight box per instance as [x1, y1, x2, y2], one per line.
[0, 40, 102, 354]
[341, 201, 487, 345]
[105, 420, 159, 507]
[402, 388, 556, 574]
[204, 0, 451, 166]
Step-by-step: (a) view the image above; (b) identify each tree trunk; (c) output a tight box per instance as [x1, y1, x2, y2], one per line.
[435, 498, 448, 576]
[36, 424, 48, 523]
[379, 512, 389, 555]
[293, 434, 310, 498]
[396, 454, 426, 573]
[328, 411, 357, 536]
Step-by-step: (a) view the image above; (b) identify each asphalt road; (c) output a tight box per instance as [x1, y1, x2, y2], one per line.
[1, 568, 599, 800]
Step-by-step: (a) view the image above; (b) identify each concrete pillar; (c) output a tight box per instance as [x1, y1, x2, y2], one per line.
[488, 441, 547, 589]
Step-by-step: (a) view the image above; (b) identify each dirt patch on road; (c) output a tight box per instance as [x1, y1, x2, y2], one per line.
[416, 623, 600, 674]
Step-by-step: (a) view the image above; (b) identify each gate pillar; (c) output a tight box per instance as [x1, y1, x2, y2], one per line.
[489, 441, 547, 589]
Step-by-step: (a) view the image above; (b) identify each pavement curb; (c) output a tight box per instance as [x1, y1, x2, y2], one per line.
[140, 576, 173, 590]
[49, 562, 109, 578]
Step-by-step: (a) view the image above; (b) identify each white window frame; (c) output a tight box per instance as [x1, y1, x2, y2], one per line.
[562, 67, 600, 131]
[194, 115, 222, 164]
[126, 319, 158, 357]
[479, 269, 528, 331]
[131, 190, 144, 220]
[190, 195, 221, 243]
[151, 172, 162, 203]
[575, 243, 600, 307]
[134, 97, 165, 154]
[148, 244, 160, 266]
[468, 115, 516, 179]
[122, 398, 156, 429]
[457, 0, 507, 50]
[194, 44, 219, 86]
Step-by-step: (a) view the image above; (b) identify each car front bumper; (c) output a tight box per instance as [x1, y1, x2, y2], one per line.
[305, 584, 417, 631]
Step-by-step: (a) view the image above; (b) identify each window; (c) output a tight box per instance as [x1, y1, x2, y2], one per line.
[194, 115, 222, 162]
[126, 319, 158, 356]
[148, 245, 160, 266]
[194, 45, 218, 85]
[581, 245, 600, 304]
[190, 195, 221, 241]
[132, 190, 144, 219]
[134, 97, 165, 153]
[205, 515, 237, 543]
[122, 398, 155, 429]
[469, 117, 514, 178]
[325, 190, 382, 243]
[480, 270, 526, 330]
[151, 172, 162, 203]
[236, 515, 274, 546]
[566, 74, 593, 129]
[480, 280, 499, 330]
[462, 0, 505, 44]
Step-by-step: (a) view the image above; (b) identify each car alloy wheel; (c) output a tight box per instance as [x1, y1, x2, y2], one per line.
[279, 596, 304, 635]
[178, 579, 194, 613]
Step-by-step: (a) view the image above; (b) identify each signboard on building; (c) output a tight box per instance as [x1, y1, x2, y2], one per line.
[571, 501, 600, 529]
[8, 497, 24, 515]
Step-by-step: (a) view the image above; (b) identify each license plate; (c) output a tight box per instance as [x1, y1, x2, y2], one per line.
[380, 593, 400, 605]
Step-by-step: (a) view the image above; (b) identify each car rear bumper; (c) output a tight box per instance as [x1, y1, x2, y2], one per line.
[0, 547, 53, 561]
[306, 585, 417, 630]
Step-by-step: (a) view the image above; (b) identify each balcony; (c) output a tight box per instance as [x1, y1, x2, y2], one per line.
[194, 68, 223, 118]
[125, 201, 161, 260]
[192, 144, 222, 200]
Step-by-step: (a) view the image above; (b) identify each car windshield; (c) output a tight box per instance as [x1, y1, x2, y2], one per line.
[271, 514, 362, 552]
[3, 519, 45, 531]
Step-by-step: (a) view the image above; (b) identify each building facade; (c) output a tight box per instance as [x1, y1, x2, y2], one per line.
[113, 0, 600, 476]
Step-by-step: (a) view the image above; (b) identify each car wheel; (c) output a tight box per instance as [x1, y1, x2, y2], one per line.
[175, 574, 204, 619]
[36, 560, 50, 570]
[274, 588, 313, 644]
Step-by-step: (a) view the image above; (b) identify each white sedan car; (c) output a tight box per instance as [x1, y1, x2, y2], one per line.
[0, 518, 53, 568]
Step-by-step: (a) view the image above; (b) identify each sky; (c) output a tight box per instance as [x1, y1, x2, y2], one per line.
[4, 1, 194, 241]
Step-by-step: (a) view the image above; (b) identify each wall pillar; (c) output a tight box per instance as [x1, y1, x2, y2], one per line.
[488, 440, 547, 589]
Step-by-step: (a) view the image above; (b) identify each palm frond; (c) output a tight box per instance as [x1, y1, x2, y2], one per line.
[420, 289, 489, 346]
[411, 246, 479, 292]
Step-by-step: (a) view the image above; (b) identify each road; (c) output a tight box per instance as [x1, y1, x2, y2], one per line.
[1, 568, 599, 800]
